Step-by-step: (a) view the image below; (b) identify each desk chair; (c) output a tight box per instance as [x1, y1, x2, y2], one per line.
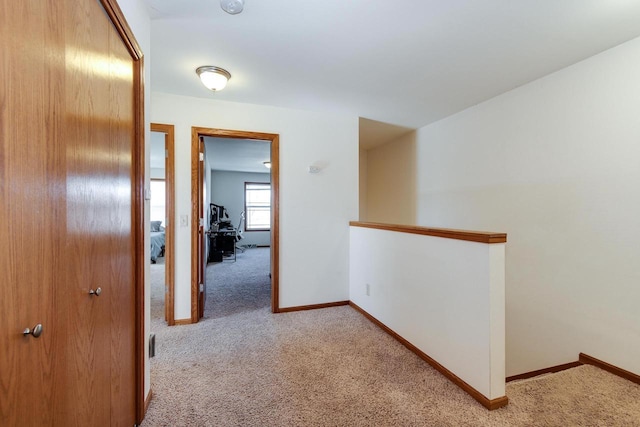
[236, 211, 246, 253]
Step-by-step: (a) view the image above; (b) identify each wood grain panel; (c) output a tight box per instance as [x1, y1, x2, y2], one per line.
[165, 125, 175, 325]
[198, 136, 206, 319]
[106, 17, 137, 426]
[270, 135, 280, 313]
[99, 0, 143, 60]
[1, 0, 142, 425]
[151, 123, 176, 326]
[190, 129, 200, 322]
[133, 56, 146, 426]
[349, 221, 507, 244]
[55, 0, 114, 423]
[0, 1, 64, 424]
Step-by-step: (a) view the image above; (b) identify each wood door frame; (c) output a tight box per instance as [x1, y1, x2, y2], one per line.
[197, 136, 206, 319]
[99, 0, 145, 423]
[150, 123, 176, 326]
[191, 128, 280, 320]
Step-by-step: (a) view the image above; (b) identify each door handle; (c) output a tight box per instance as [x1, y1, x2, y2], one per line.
[89, 287, 102, 296]
[23, 324, 43, 338]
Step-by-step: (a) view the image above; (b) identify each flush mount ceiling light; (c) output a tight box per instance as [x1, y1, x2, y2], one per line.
[263, 161, 272, 169]
[221, 0, 244, 15]
[195, 66, 231, 91]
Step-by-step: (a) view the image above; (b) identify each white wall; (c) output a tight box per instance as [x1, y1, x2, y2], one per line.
[150, 168, 165, 179]
[118, 0, 152, 402]
[211, 171, 271, 247]
[365, 131, 417, 225]
[151, 92, 359, 316]
[416, 36, 640, 377]
[350, 226, 506, 400]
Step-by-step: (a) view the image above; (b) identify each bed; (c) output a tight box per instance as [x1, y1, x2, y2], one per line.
[150, 221, 165, 264]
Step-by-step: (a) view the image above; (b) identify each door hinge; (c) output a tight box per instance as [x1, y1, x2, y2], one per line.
[165, 149, 169, 158]
[199, 283, 204, 292]
[199, 152, 204, 161]
[199, 217, 205, 227]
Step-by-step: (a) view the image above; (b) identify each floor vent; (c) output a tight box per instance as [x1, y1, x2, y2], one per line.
[149, 333, 156, 358]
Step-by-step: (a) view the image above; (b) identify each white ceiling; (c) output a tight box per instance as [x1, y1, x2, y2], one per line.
[144, 0, 640, 134]
[204, 137, 271, 173]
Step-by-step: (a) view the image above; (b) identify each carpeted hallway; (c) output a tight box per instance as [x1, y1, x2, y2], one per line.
[143, 248, 640, 426]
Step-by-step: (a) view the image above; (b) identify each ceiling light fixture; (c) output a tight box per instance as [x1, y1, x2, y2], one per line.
[221, 0, 244, 15]
[196, 66, 231, 91]
[263, 161, 272, 169]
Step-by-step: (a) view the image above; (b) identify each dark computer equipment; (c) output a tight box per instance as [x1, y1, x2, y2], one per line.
[209, 203, 231, 228]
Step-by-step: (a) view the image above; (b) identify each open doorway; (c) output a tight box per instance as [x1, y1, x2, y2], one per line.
[150, 123, 175, 325]
[191, 128, 280, 321]
[206, 139, 272, 259]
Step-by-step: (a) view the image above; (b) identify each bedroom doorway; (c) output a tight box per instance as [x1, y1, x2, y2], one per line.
[151, 123, 176, 325]
[191, 128, 280, 321]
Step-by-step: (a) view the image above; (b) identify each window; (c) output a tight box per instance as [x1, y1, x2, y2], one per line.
[244, 182, 271, 231]
[150, 180, 166, 227]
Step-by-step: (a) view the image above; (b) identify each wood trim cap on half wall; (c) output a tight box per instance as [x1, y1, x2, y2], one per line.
[349, 222, 507, 244]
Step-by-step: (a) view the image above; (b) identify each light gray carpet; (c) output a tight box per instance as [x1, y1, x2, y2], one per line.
[149, 255, 165, 326]
[144, 248, 640, 426]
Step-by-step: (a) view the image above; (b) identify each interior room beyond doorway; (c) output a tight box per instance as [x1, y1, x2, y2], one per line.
[190, 127, 280, 318]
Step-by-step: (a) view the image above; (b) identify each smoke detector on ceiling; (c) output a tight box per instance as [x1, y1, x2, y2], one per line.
[221, 0, 244, 15]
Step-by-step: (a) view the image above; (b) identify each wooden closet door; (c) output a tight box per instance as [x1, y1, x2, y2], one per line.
[0, 0, 137, 425]
[0, 1, 65, 424]
[54, 0, 137, 424]
[105, 12, 137, 425]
